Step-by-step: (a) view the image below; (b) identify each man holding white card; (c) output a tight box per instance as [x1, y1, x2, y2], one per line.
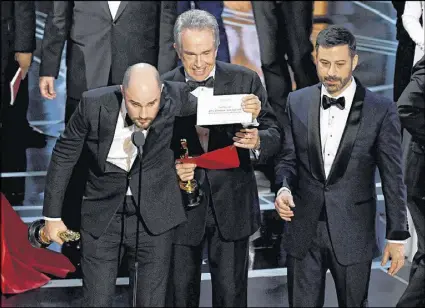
[162, 9, 283, 307]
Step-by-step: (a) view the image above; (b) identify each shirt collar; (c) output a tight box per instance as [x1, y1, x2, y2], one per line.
[321, 76, 356, 110]
[184, 66, 216, 82]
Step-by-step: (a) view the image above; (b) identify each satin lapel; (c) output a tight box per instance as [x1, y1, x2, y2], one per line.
[212, 62, 234, 96]
[98, 91, 122, 172]
[307, 84, 326, 182]
[99, 1, 113, 20]
[326, 82, 366, 185]
[114, 1, 128, 21]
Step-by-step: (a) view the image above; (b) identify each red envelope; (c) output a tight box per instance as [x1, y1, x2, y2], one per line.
[177, 145, 240, 169]
[1, 193, 76, 294]
[9, 68, 22, 106]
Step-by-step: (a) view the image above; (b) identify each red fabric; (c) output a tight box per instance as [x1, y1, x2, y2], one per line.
[1, 193, 75, 294]
[177, 145, 240, 169]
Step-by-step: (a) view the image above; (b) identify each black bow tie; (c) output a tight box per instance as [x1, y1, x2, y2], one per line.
[322, 95, 345, 110]
[125, 114, 133, 127]
[187, 76, 214, 91]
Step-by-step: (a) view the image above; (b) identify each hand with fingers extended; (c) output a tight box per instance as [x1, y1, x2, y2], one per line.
[381, 242, 405, 276]
[274, 190, 295, 221]
[233, 128, 260, 150]
[175, 162, 197, 182]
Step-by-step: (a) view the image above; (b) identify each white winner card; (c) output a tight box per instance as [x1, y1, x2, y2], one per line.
[196, 94, 252, 126]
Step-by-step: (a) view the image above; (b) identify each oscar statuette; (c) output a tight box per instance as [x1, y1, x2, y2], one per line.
[179, 139, 202, 209]
[28, 219, 80, 249]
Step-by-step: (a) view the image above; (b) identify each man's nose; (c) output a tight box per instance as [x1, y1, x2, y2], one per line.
[139, 107, 147, 119]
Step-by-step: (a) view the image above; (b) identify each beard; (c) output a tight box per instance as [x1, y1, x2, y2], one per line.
[320, 74, 352, 94]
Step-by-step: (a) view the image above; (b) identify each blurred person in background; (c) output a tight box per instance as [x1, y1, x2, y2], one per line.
[1, 1, 46, 205]
[402, 1, 424, 67]
[392, 1, 416, 101]
[396, 55, 425, 308]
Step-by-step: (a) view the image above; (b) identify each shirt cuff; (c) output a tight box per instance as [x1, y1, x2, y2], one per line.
[44, 216, 62, 221]
[242, 118, 260, 128]
[251, 149, 261, 160]
[277, 187, 291, 196]
[386, 239, 407, 244]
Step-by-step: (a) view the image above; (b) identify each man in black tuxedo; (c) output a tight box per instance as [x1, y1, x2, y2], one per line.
[397, 55, 425, 307]
[42, 64, 192, 307]
[39, 1, 178, 123]
[38, 1, 178, 247]
[162, 9, 281, 307]
[274, 26, 410, 307]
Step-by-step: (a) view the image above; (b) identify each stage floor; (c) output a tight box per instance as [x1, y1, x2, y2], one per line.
[1, 263, 410, 307]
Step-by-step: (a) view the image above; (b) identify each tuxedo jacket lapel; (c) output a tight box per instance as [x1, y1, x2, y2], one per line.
[212, 62, 235, 95]
[99, 1, 113, 20]
[326, 81, 365, 185]
[114, 1, 128, 21]
[98, 91, 122, 172]
[307, 84, 326, 182]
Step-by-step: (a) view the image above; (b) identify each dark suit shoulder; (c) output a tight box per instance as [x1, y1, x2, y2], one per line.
[364, 88, 394, 111]
[291, 83, 320, 97]
[287, 83, 320, 108]
[80, 86, 122, 118]
[82, 85, 121, 100]
[161, 69, 177, 81]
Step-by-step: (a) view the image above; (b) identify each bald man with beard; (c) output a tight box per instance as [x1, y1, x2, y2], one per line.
[42, 63, 196, 307]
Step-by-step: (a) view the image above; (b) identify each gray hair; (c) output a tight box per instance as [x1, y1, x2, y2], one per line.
[122, 63, 161, 90]
[174, 9, 220, 51]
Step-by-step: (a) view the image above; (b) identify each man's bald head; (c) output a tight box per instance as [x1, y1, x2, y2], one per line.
[121, 63, 163, 130]
[122, 63, 161, 91]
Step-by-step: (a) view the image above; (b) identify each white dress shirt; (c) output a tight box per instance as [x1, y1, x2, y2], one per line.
[44, 100, 147, 221]
[320, 77, 356, 178]
[108, 1, 121, 20]
[185, 67, 216, 153]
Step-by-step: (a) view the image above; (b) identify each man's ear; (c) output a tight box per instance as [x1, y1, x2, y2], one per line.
[173, 43, 181, 59]
[352, 54, 359, 71]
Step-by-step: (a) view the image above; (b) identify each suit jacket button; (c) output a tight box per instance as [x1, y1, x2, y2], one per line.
[128, 175, 131, 180]
[324, 187, 329, 192]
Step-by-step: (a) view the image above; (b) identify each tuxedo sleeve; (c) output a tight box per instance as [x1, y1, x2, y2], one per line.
[40, 1, 72, 78]
[14, 1, 36, 52]
[274, 94, 297, 191]
[42, 97, 89, 218]
[376, 101, 410, 241]
[251, 71, 281, 163]
[397, 57, 425, 146]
